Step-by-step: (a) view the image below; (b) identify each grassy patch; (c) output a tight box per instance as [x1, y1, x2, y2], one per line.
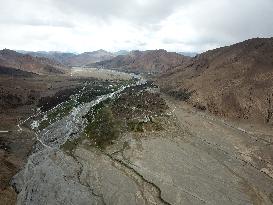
[76, 80, 134, 104]
[61, 79, 168, 152]
[168, 89, 193, 101]
[84, 103, 120, 148]
[38, 80, 133, 130]
[128, 120, 145, 132]
[61, 135, 86, 155]
[77, 85, 112, 104]
[127, 118, 164, 132]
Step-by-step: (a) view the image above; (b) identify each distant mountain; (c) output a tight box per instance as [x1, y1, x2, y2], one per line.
[114, 50, 129, 56]
[17, 49, 196, 68]
[89, 49, 191, 74]
[178, 52, 198, 57]
[24, 51, 77, 65]
[158, 37, 273, 124]
[65, 49, 115, 67]
[20, 49, 115, 67]
[0, 49, 68, 75]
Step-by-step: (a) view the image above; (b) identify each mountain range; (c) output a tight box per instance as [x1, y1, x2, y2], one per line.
[3, 38, 273, 125]
[16, 49, 195, 67]
[90, 49, 191, 74]
[0, 49, 68, 75]
[18, 49, 115, 67]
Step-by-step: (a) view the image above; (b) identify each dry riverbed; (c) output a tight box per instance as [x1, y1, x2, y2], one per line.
[0, 68, 135, 204]
[1, 68, 273, 205]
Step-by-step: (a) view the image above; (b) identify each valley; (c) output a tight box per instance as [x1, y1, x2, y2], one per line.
[0, 38, 273, 205]
[1, 0, 273, 203]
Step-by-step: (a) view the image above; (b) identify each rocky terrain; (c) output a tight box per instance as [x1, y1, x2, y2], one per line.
[0, 49, 68, 75]
[158, 37, 273, 125]
[90, 49, 191, 74]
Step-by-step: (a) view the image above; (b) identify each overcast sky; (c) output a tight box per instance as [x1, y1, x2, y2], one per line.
[0, 0, 273, 53]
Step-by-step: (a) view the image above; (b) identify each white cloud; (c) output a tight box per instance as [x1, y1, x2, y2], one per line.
[0, 0, 272, 52]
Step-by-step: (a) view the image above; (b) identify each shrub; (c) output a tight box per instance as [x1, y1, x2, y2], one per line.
[168, 89, 193, 101]
[85, 105, 120, 147]
[193, 103, 207, 111]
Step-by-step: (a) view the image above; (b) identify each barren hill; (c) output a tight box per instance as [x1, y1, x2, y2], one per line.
[24, 51, 77, 65]
[90, 49, 191, 74]
[65, 49, 115, 66]
[0, 49, 68, 75]
[158, 37, 273, 124]
[0, 65, 36, 77]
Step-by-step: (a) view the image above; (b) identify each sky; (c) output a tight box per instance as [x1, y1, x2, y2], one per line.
[0, 0, 273, 53]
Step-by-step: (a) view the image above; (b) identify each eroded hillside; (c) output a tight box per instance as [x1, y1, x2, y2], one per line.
[158, 38, 273, 125]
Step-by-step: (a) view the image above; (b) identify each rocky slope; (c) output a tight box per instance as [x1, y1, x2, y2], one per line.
[90, 49, 191, 74]
[0, 49, 68, 75]
[0, 66, 36, 77]
[158, 37, 273, 124]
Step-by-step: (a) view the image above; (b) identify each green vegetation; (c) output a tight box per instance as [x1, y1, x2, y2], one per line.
[84, 103, 120, 148]
[127, 118, 164, 132]
[127, 120, 145, 132]
[60, 79, 168, 153]
[169, 89, 193, 101]
[61, 136, 86, 155]
[38, 79, 136, 131]
[76, 79, 135, 104]
[77, 85, 112, 104]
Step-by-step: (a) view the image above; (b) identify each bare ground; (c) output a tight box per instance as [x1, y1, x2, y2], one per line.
[95, 93, 273, 204]
[2, 70, 273, 204]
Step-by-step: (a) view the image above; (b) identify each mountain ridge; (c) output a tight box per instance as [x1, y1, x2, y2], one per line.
[157, 37, 273, 124]
[89, 49, 191, 74]
[17, 49, 115, 67]
[0, 49, 68, 75]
